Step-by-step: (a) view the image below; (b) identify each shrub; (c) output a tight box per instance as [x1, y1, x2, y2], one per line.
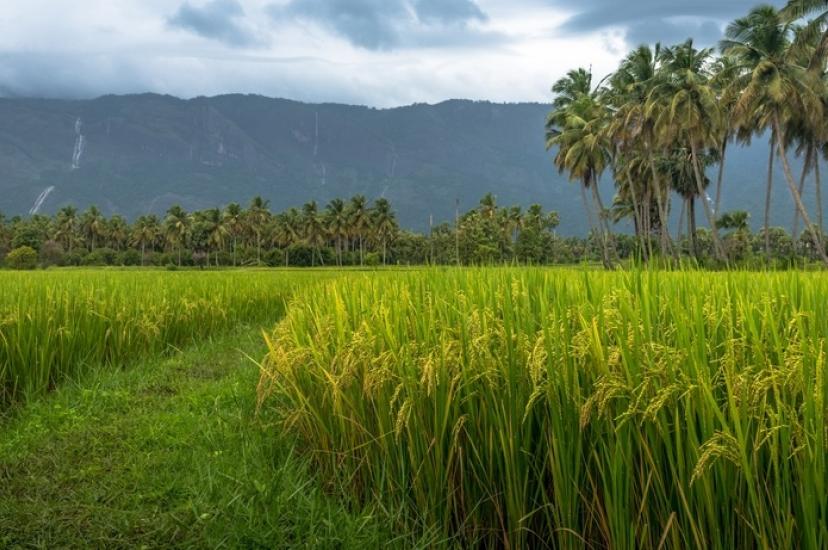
[83, 248, 117, 266]
[264, 248, 285, 267]
[39, 240, 66, 267]
[116, 249, 142, 267]
[63, 249, 86, 267]
[11, 225, 45, 251]
[364, 252, 381, 267]
[5, 246, 38, 270]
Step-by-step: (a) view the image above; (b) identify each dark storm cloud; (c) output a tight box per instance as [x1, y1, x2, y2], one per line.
[169, 0, 260, 47]
[271, 0, 489, 50]
[548, 0, 787, 46]
[0, 52, 148, 99]
[274, 0, 406, 49]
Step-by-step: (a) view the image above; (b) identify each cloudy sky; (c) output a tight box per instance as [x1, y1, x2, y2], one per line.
[0, 0, 784, 107]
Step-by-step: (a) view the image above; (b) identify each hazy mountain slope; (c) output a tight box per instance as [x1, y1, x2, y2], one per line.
[0, 93, 822, 234]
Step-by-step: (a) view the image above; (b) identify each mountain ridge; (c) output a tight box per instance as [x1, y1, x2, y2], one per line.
[0, 93, 822, 235]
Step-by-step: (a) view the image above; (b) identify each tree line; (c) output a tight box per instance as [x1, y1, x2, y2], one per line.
[1, 191, 824, 269]
[0, 195, 568, 268]
[546, 0, 828, 267]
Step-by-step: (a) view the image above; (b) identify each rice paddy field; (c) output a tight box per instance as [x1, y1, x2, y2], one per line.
[2, 268, 828, 548]
[0, 270, 327, 405]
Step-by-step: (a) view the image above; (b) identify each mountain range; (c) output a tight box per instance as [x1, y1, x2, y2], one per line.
[0, 93, 823, 235]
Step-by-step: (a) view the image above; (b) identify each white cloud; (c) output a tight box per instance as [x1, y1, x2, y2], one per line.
[0, 0, 630, 106]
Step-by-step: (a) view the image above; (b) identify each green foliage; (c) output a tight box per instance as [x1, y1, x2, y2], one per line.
[718, 210, 751, 231]
[4, 246, 38, 270]
[38, 240, 65, 267]
[82, 247, 117, 266]
[11, 222, 46, 251]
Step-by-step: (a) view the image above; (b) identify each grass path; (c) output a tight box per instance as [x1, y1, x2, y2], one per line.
[0, 325, 402, 549]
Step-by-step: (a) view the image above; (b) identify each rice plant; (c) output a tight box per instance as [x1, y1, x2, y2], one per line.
[0, 270, 319, 405]
[259, 268, 828, 548]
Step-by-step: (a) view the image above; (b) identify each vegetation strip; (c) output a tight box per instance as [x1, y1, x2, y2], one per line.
[0, 270, 330, 406]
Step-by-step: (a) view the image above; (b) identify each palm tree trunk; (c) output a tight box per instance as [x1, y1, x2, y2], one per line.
[764, 133, 775, 260]
[178, 245, 181, 267]
[233, 237, 237, 267]
[773, 115, 828, 266]
[648, 156, 672, 258]
[689, 141, 726, 263]
[773, 113, 828, 266]
[590, 179, 613, 269]
[336, 237, 341, 267]
[816, 151, 824, 233]
[643, 188, 653, 257]
[580, 185, 595, 249]
[792, 146, 812, 241]
[626, 176, 648, 262]
[714, 137, 728, 215]
[141, 243, 145, 267]
[676, 197, 686, 241]
[688, 197, 698, 259]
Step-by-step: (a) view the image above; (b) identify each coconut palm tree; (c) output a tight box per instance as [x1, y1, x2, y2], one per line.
[131, 215, 160, 266]
[107, 215, 129, 251]
[479, 193, 497, 220]
[53, 206, 79, 250]
[724, 5, 828, 265]
[198, 208, 227, 266]
[550, 68, 593, 113]
[325, 198, 348, 266]
[508, 206, 523, 243]
[302, 201, 326, 266]
[547, 69, 614, 268]
[710, 54, 742, 214]
[606, 44, 674, 258]
[612, 151, 656, 259]
[274, 208, 302, 267]
[80, 206, 107, 250]
[662, 147, 714, 258]
[788, 24, 827, 239]
[222, 202, 244, 266]
[348, 195, 370, 266]
[648, 39, 727, 262]
[164, 205, 190, 266]
[246, 196, 271, 265]
[372, 198, 397, 265]
[783, 0, 828, 68]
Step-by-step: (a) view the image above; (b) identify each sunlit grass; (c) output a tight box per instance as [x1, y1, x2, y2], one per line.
[260, 268, 828, 548]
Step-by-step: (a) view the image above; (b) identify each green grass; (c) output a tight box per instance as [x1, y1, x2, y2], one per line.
[260, 268, 828, 549]
[0, 270, 332, 406]
[0, 324, 423, 549]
